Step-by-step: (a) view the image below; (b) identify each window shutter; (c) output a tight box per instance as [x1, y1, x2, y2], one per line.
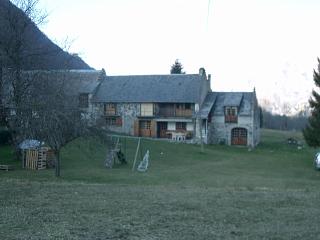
[134, 120, 139, 136]
[116, 117, 122, 126]
[150, 120, 156, 137]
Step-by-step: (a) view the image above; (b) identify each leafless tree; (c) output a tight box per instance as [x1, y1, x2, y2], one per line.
[9, 71, 106, 177]
[0, 0, 82, 156]
[0, 0, 48, 142]
[0, 1, 105, 176]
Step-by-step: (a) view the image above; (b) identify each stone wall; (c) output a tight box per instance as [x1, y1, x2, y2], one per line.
[95, 103, 140, 135]
[208, 115, 256, 146]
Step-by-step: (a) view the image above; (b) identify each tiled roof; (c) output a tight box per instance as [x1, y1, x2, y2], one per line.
[92, 74, 205, 103]
[22, 69, 104, 95]
[199, 92, 254, 118]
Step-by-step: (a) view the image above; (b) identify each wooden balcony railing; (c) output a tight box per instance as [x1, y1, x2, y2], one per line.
[158, 108, 192, 117]
[175, 109, 193, 117]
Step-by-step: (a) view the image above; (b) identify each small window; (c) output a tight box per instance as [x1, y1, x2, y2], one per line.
[185, 103, 191, 110]
[225, 107, 238, 123]
[225, 107, 237, 116]
[140, 120, 151, 129]
[105, 103, 116, 115]
[106, 116, 122, 126]
[79, 93, 89, 108]
[176, 104, 184, 109]
[176, 122, 186, 130]
[141, 103, 154, 116]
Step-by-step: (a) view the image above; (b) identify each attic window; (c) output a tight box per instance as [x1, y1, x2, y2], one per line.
[225, 106, 238, 123]
[105, 103, 116, 115]
[225, 107, 237, 116]
[79, 93, 89, 108]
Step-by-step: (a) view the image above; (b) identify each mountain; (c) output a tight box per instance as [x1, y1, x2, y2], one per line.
[0, 0, 92, 70]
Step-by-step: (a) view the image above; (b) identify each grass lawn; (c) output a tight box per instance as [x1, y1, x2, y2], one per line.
[1, 129, 320, 239]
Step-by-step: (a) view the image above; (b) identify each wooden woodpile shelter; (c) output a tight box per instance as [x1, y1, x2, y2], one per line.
[19, 139, 55, 170]
[20, 146, 56, 171]
[23, 147, 48, 170]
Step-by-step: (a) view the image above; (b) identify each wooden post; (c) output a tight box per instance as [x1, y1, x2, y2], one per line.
[124, 137, 127, 161]
[132, 138, 141, 172]
[55, 150, 60, 177]
[22, 150, 25, 168]
[200, 118, 204, 153]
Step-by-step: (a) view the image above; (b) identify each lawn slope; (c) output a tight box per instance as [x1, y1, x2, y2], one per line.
[0, 129, 319, 239]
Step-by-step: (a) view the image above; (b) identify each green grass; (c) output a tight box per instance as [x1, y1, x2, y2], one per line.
[1, 129, 320, 239]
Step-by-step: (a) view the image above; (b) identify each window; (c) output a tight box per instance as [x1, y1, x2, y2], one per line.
[79, 93, 89, 108]
[176, 122, 186, 131]
[105, 103, 116, 115]
[225, 107, 238, 123]
[106, 117, 122, 126]
[175, 103, 192, 117]
[176, 103, 191, 110]
[185, 103, 191, 110]
[141, 103, 154, 116]
[140, 120, 151, 129]
[225, 107, 237, 116]
[176, 104, 184, 109]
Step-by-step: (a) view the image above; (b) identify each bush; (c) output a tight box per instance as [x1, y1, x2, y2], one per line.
[0, 129, 11, 145]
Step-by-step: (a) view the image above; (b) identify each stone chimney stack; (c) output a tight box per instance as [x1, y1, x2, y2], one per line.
[208, 74, 212, 91]
[199, 67, 206, 77]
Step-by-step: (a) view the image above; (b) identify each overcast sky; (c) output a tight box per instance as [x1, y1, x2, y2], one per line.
[39, 0, 320, 110]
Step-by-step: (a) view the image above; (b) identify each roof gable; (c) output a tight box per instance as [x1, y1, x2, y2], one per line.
[199, 92, 255, 118]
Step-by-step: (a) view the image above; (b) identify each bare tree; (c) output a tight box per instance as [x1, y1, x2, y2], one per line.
[0, 0, 85, 155]
[9, 71, 105, 176]
[0, 0, 48, 149]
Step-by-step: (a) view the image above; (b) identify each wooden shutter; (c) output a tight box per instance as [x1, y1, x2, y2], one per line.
[134, 120, 139, 136]
[150, 120, 156, 138]
[116, 117, 122, 126]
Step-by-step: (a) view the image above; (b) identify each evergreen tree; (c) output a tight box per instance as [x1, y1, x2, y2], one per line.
[170, 59, 185, 74]
[303, 59, 320, 147]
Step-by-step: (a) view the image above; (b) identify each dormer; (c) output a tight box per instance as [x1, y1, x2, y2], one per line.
[223, 93, 243, 123]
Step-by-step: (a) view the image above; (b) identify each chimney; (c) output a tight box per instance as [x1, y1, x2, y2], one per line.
[199, 67, 206, 77]
[207, 74, 212, 91]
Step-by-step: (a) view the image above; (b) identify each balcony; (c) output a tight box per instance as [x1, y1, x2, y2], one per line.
[175, 109, 193, 117]
[157, 104, 193, 118]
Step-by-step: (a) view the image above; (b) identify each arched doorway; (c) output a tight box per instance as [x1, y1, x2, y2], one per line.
[231, 128, 247, 146]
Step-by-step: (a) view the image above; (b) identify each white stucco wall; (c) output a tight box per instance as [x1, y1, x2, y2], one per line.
[187, 122, 194, 131]
[168, 122, 176, 131]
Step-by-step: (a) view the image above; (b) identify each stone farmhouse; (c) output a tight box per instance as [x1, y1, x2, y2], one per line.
[82, 68, 259, 147]
[6, 68, 260, 147]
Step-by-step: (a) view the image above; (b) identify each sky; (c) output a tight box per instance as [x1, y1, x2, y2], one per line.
[39, 0, 320, 113]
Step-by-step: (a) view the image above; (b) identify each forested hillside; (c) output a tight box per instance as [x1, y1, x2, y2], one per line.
[0, 0, 91, 70]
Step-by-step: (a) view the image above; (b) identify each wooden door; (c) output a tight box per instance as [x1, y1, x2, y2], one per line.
[139, 120, 152, 137]
[231, 128, 247, 146]
[157, 122, 168, 138]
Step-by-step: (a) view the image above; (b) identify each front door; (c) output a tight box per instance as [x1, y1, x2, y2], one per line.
[157, 122, 168, 138]
[139, 120, 151, 137]
[231, 128, 247, 145]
